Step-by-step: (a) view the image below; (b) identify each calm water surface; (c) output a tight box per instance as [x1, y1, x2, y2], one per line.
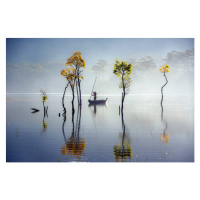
[6, 94, 194, 162]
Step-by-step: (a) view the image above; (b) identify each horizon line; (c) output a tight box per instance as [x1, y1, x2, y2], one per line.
[6, 93, 193, 96]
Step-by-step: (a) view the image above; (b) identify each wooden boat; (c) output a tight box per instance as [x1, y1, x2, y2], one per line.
[88, 98, 108, 104]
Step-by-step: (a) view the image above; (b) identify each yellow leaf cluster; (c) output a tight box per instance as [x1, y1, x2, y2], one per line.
[159, 65, 170, 73]
[42, 95, 48, 102]
[79, 75, 84, 80]
[61, 67, 78, 82]
[65, 51, 86, 68]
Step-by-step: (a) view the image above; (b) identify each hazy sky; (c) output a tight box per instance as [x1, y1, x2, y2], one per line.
[6, 38, 194, 94]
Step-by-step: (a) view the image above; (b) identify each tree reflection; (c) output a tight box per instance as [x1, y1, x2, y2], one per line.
[160, 120, 169, 144]
[40, 110, 48, 135]
[113, 111, 132, 162]
[61, 105, 86, 161]
[160, 112, 170, 160]
[160, 102, 170, 144]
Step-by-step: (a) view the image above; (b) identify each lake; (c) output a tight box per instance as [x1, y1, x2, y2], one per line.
[6, 94, 194, 162]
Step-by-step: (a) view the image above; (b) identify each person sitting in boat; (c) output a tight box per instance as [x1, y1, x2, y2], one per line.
[92, 91, 97, 100]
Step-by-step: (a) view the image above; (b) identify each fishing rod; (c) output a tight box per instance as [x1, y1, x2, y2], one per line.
[90, 76, 97, 100]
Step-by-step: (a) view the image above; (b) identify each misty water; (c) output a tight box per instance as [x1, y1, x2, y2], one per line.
[6, 94, 194, 162]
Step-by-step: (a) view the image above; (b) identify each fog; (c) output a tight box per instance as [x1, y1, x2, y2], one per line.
[6, 39, 194, 96]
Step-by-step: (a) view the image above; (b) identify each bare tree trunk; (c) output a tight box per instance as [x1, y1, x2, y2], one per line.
[161, 72, 168, 119]
[121, 90, 126, 113]
[78, 78, 82, 105]
[75, 65, 81, 105]
[62, 83, 69, 114]
[74, 104, 82, 138]
[76, 80, 80, 104]
[121, 109, 125, 150]
[43, 101, 45, 118]
[72, 107, 75, 136]
[121, 92, 124, 113]
[121, 75, 126, 113]
[77, 104, 81, 137]
[62, 113, 67, 141]
[71, 86, 75, 114]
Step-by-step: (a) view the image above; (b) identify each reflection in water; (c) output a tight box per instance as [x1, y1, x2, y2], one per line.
[160, 121, 169, 144]
[113, 111, 132, 162]
[159, 101, 170, 160]
[88, 103, 108, 116]
[41, 112, 48, 135]
[160, 101, 170, 144]
[160, 132, 169, 143]
[41, 120, 48, 134]
[61, 105, 86, 161]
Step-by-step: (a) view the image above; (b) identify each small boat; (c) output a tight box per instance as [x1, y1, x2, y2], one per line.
[88, 98, 108, 104]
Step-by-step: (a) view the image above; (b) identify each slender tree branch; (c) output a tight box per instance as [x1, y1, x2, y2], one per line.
[161, 72, 168, 119]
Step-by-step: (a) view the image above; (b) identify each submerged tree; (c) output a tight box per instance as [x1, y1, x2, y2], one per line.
[113, 59, 133, 112]
[159, 65, 170, 116]
[65, 51, 86, 105]
[61, 67, 83, 114]
[40, 89, 48, 116]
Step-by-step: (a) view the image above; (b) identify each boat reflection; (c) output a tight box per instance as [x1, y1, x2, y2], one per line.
[61, 105, 86, 161]
[88, 103, 108, 116]
[113, 111, 132, 162]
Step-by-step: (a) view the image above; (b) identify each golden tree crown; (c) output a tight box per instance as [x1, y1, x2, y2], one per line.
[42, 95, 48, 102]
[65, 51, 86, 68]
[159, 65, 170, 73]
[61, 67, 78, 82]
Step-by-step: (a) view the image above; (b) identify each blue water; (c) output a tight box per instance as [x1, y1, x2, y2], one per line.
[6, 94, 194, 162]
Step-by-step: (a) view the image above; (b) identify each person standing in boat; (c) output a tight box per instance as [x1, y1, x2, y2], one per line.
[92, 91, 97, 100]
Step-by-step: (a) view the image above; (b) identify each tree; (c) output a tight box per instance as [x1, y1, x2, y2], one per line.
[159, 65, 170, 116]
[40, 89, 48, 116]
[113, 59, 133, 112]
[61, 67, 83, 114]
[65, 51, 86, 105]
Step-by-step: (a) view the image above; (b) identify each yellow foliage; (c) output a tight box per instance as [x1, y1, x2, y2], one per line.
[61, 69, 68, 76]
[42, 95, 48, 102]
[65, 51, 86, 68]
[159, 65, 170, 73]
[61, 52, 85, 92]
